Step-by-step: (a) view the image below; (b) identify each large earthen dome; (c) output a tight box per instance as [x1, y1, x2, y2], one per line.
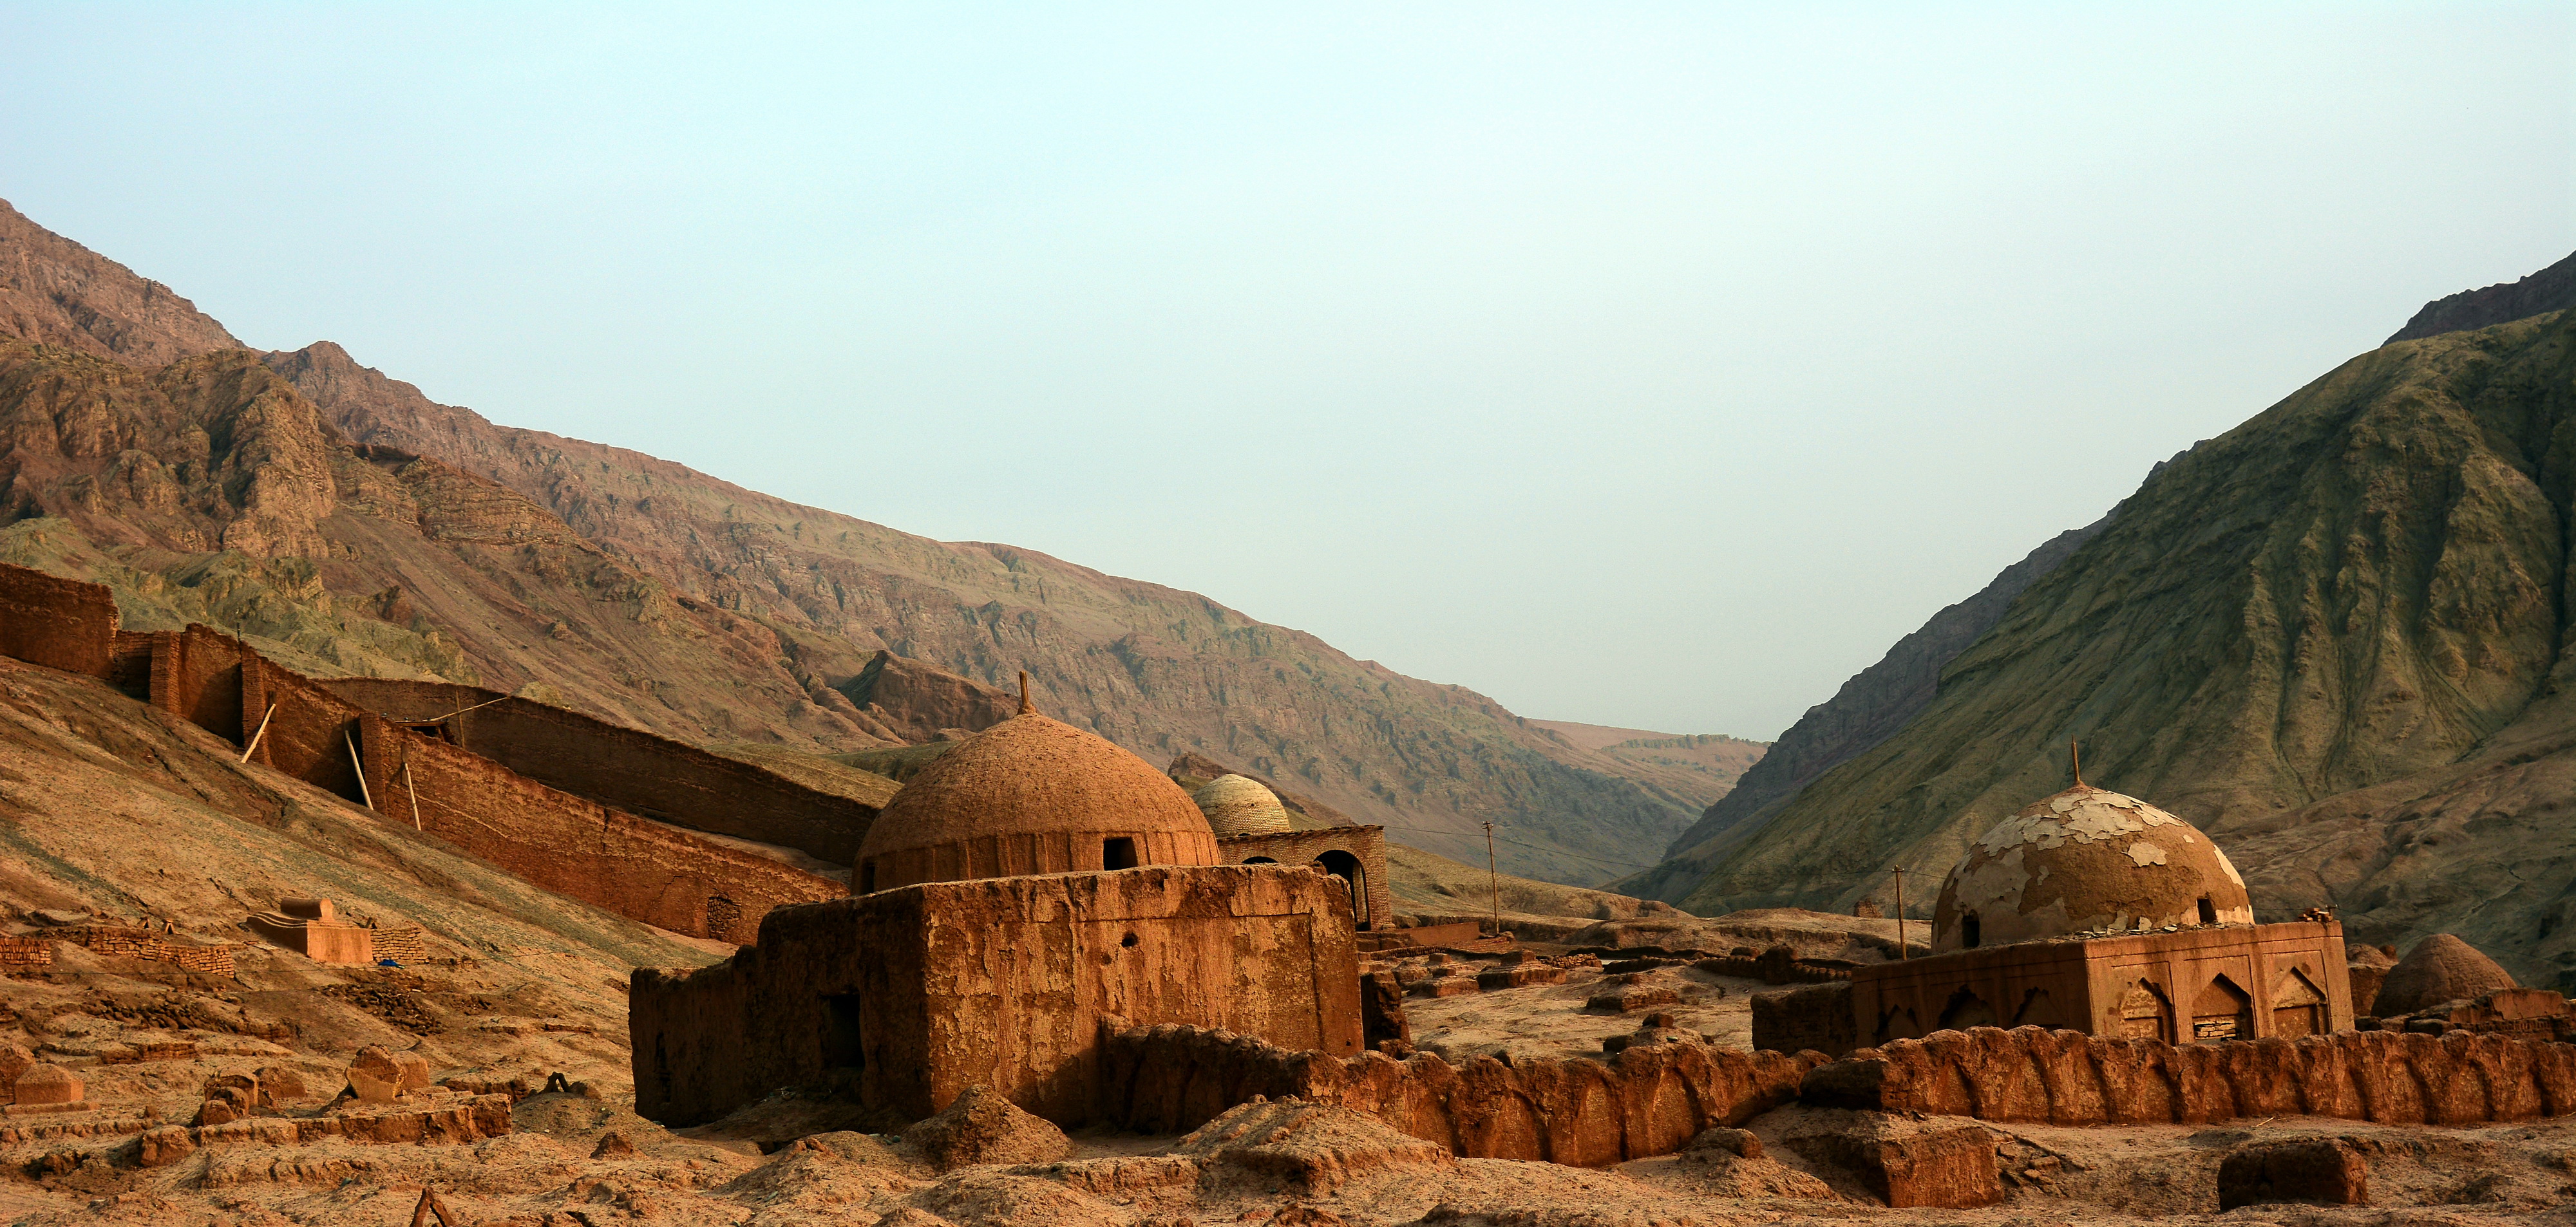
[1193, 774, 1293, 836]
[1931, 785, 2253, 953]
[2374, 933, 2516, 1016]
[857, 711, 1218, 892]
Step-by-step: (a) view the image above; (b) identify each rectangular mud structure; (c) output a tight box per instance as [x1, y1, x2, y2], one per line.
[1849, 921, 2352, 1048]
[631, 865, 1365, 1127]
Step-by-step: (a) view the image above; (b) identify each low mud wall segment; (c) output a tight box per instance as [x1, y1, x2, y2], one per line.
[1800, 1024, 2576, 1127]
[1097, 1021, 1823, 1166]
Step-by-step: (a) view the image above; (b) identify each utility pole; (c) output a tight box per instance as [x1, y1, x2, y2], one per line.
[1483, 820, 1501, 934]
[1893, 865, 1906, 960]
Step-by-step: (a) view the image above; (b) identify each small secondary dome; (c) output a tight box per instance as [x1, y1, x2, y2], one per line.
[1194, 775, 1293, 835]
[856, 688, 1218, 892]
[1931, 784, 2251, 953]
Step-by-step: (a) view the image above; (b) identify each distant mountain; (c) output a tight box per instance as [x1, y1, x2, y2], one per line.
[1645, 288, 2576, 985]
[1614, 520, 2103, 903]
[0, 198, 1705, 885]
[2387, 251, 2576, 344]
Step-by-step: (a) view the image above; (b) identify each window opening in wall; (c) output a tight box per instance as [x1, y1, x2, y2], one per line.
[1243, 856, 1278, 865]
[2198, 896, 2219, 925]
[1120, 931, 1139, 948]
[1962, 911, 1981, 948]
[1103, 838, 1139, 870]
[822, 993, 866, 1089]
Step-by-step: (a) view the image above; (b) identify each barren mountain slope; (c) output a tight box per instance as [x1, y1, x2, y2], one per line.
[1669, 309, 2576, 985]
[0, 200, 241, 369]
[0, 200, 1695, 883]
[0, 341, 891, 750]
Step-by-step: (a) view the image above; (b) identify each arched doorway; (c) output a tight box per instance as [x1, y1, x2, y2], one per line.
[1312, 849, 1367, 926]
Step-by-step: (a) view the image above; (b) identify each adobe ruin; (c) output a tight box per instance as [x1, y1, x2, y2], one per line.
[0, 562, 855, 944]
[1846, 783, 2351, 1047]
[632, 697, 1366, 1128]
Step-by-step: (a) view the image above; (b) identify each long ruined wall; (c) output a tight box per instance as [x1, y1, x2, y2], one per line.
[1800, 1024, 2576, 1127]
[0, 565, 115, 677]
[352, 715, 840, 942]
[0, 561, 844, 943]
[1097, 1021, 1824, 1166]
[319, 677, 876, 864]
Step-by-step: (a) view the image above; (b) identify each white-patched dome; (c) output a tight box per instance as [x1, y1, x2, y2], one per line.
[1931, 785, 2252, 952]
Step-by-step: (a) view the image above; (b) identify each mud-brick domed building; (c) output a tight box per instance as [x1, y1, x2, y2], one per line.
[632, 692, 1363, 1129]
[1184, 771, 1395, 932]
[1850, 782, 2350, 1047]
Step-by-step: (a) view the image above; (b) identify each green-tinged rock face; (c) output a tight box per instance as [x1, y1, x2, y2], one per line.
[1678, 309, 2576, 984]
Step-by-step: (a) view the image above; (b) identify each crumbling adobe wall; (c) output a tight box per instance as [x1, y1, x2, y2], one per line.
[1217, 825, 1394, 931]
[1753, 980, 1860, 1056]
[1800, 1024, 2576, 1126]
[0, 562, 117, 678]
[1097, 1020, 1824, 1165]
[633, 865, 1365, 1129]
[354, 715, 842, 942]
[321, 677, 876, 864]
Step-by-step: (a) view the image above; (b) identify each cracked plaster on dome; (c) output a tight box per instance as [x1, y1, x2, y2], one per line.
[1933, 784, 2257, 951]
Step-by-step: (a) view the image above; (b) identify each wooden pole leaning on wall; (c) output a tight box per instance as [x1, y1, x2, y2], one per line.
[402, 762, 423, 832]
[238, 701, 278, 764]
[1893, 865, 1906, 960]
[344, 728, 375, 810]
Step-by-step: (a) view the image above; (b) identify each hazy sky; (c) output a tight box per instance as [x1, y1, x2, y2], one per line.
[4, 4, 2568, 738]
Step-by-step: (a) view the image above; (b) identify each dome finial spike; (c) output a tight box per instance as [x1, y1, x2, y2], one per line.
[2071, 738, 2083, 788]
[1018, 670, 1034, 716]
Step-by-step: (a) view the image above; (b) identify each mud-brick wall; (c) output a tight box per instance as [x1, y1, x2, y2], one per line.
[1801, 1024, 2576, 1127]
[320, 678, 877, 865]
[146, 626, 256, 742]
[357, 716, 844, 942]
[633, 865, 1365, 1129]
[0, 563, 117, 677]
[1217, 825, 1394, 930]
[243, 659, 370, 805]
[1098, 1021, 1825, 1165]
